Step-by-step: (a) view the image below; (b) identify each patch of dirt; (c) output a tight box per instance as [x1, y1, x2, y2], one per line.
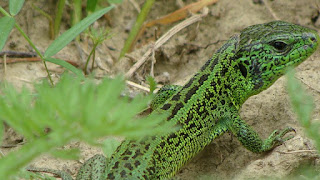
[1, 0, 320, 179]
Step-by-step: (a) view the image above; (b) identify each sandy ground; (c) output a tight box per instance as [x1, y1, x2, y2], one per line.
[1, 0, 320, 179]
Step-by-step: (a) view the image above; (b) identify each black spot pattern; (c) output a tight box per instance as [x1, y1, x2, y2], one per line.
[124, 163, 133, 170]
[171, 94, 181, 101]
[134, 160, 141, 167]
[198, 73, 209, 85]
[167, 102, 184, 120]
[100, 21, 319, 180]
[184, 86, 199, 103]
[161, 103, 171, 110]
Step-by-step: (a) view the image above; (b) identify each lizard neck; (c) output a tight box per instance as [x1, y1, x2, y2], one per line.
[225, 63, 254, 108]
[197, 49, 254, 110]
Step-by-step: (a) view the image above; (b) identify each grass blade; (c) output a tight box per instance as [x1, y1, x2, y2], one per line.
[119, 0, 155, 59]
[44, 5, 114, 58]
[54, 0, 66, 38]
[9, 0, 25, 16]
[45, 57, 84, 78]
[286, 68, 319, 151]
[86, 0, 98, 12]
[0, 16, 15, 51]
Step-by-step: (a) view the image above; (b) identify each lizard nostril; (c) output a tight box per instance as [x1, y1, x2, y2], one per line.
[303, 32, 319, 44]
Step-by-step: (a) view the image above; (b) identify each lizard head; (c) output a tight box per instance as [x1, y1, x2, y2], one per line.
[235, 21, 319, 97]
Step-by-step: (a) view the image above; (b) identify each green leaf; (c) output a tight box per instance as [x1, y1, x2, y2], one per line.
[45, 57, 84, 79]
[0, 16, 15, 51]
[54, 0, 66, 38]
[0, 74, 174, 179]
[0, 120, 3, 147]
[146, 76, 157, 94]
[108, 0, 124, 4]
[9, 0, 25, 16]
[286, 68, 314, 125]
[44, 5, 114, 58]
[286, 68, 320, 151]
[87, 0, 98, 12]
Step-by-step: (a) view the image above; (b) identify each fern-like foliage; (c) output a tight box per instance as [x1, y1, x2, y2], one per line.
[286, 69, 320, 151]
[0, 74, 173, 179]
[286, 68, 320, 180]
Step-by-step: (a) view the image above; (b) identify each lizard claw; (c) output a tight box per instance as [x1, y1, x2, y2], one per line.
[274, 127, 296, 146]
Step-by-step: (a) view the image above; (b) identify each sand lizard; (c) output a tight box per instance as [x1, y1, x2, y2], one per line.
[29, 21, 319, 179]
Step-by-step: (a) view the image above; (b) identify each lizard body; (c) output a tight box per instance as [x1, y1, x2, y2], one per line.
[29, 21, 319, 179]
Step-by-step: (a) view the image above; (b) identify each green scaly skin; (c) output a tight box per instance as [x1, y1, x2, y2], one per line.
[28, 21, 319, 179]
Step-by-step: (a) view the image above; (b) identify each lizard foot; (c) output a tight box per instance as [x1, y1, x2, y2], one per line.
[264, 127, 296, 151]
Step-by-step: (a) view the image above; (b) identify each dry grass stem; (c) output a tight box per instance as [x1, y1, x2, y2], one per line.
[126, 80, 150, 92]
[125, 9, 209, 78]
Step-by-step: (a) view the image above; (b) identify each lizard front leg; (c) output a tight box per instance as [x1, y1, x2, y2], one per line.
[227, 115, 295, 153]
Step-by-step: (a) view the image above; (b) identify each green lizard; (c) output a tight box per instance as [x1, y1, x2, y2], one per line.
[28, 21, 319, 179]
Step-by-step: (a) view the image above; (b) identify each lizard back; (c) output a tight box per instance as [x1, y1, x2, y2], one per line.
[105, 21, 319, 179]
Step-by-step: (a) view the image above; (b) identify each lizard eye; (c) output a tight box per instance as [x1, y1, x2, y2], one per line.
[269, 41, 288, 52]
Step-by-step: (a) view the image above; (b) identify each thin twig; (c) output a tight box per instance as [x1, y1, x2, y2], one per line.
[150, 48, 155, 77]
[124, 54, 139, 62]
[0, 51, 37, 58]
[0, 57, 79, 67]
[13, 76, 33, 83]
[126, 80, 150, 93]
[276, 150, 318, 154]
[125, 9, 208, 78]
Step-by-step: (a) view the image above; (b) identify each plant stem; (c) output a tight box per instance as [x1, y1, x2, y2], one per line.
[119, 0, 155, 59]
[0, 6, 11, 16]
[14, 23, 54, 85]
[31, 3, 54, 39]
[54, 0, 66, 38]
[73, 0, 82, 42]
[84, 43, 98, 74]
